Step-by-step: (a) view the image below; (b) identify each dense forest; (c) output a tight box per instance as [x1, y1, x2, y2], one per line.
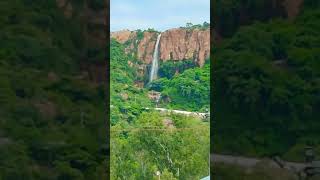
[212, 0, 320, 177]
[110, 26, 210, 178]
[0, 0, 107, 179]
[150, 59, 210, 111]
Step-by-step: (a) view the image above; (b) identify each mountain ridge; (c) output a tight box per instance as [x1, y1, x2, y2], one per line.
[111, 26, 210, 67]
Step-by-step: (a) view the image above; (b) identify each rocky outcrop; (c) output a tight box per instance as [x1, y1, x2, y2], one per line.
[137, 32, 158, 64]
[160, 28, 210, 67]
[111, 30, 135, 43]
[111, 30, 158, 64]
[283, 0, 304, 20]
[111, 27, 210, 67]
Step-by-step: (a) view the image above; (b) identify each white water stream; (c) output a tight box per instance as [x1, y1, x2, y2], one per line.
[149, 33, 161, 83]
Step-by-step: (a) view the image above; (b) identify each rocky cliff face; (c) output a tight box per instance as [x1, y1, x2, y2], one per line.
[111, 27, 210, 67]
[110, 30, 135, 43]
[160, 28, 210, 67]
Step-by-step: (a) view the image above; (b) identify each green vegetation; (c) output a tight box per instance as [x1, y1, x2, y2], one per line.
[183, 22, 210, 30]
[110, 39, 151, 125]
[88, 0, 105, 10]
[213, 0, 286, 37]
[146, 28, 159, 33]
[158, 59, 196, 79]
[0, 0, 106, 179]
[136, 29, 144, 41]
[150, 60, 210, 111]
[111, 29, 210, 178]
[213, 0, 320, 161]
[111, 112, 209, 179]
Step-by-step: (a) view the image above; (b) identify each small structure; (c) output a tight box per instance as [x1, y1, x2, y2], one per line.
[148, 90, 161, 102]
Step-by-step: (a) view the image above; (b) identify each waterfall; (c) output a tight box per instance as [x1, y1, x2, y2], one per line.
[149, 33, 161, 83]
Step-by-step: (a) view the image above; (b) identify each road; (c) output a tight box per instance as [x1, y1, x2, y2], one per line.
[211, 153, 308, 172]
[152, 107, 210, 119]
[112, 105, 210, 119]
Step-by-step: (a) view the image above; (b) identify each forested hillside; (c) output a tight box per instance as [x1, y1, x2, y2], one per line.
[110, 39, 152, 125]
[213, 0, 320, 163]
[110, 25, 210, 179]
[212, 1, 320, 178]
[150, 59, 210, 111]
[0, 0, 107, 179]
[111, 24, 211, 112]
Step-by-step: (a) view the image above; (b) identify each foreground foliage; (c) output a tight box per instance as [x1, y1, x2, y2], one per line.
[111, 112, 210, 179]
[0, 0, 106, 179]
[213, 1, 320, 161]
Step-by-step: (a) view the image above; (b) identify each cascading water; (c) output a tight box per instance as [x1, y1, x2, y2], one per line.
[149, 33, 161, 83]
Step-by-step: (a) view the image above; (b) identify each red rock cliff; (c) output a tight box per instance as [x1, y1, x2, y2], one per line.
[160, 28, 210, 67]
[111, 27, 210, 67]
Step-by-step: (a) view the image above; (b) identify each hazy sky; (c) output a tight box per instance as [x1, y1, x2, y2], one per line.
[110, 0, 210, 32]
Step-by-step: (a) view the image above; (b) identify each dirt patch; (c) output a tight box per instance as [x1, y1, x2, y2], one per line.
[283, 0, 304, 20]
[33, 100, 57, 119]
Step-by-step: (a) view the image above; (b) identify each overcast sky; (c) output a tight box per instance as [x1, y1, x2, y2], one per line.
[110, 0, 210, 32]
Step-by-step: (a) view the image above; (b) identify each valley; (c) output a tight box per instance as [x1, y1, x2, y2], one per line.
[110, 23, 210, 179]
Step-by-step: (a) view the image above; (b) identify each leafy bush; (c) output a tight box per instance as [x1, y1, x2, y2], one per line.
[212, 6, 320, 158]
[151, 62, 210, 111]
[111, 112, 209, 179]
[158, 59, 196, 79]
[0, 0, 106, 178]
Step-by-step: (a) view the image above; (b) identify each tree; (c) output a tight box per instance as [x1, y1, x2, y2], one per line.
[186, 22, 193, 28]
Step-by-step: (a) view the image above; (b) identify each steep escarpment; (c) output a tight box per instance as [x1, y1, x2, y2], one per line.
[160, 28, 210, 67]
[110, 29, 135, 43]
[136, 31, 158, 64]
[111, 27, 210, 67]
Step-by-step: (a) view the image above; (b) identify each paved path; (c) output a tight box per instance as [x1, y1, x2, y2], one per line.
[112, 105, 210, 119]
[211, 153, 308, 172]
[153, 107, 210, 119]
